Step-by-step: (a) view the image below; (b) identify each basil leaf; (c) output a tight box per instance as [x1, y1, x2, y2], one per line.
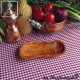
[0, 36, 2, 43]
[0, 28, 5, 36]
[74, 5, 80, 10]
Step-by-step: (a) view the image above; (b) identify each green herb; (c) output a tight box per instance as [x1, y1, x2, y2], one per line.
[55, 1, 80, 14]
[0, 28, 5, 36]
[0, 36, 2, 43]
[0, 19, 6, 43]
[67, 9, 80, 22]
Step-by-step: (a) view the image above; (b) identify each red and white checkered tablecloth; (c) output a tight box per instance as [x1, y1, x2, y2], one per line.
[0, 23, 80, 80]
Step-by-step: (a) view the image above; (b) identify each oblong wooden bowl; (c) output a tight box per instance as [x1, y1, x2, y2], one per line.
[19, 40, 65, 59]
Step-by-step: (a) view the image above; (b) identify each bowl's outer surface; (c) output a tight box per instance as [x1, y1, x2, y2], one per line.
[41, 20, 66, 32]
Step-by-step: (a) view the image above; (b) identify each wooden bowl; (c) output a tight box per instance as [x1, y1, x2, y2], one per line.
[41, 20, 66, 33]
[19, 40, 65, 59]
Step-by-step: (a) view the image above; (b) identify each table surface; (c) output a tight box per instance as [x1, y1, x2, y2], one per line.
[0, 23, 80, 80]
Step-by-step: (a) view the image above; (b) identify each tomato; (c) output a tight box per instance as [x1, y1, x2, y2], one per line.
[43, 2, 53, 13]
[33, 11, 44, 21]
[44, 13, 55, 23]
[32, 4, 42, 12]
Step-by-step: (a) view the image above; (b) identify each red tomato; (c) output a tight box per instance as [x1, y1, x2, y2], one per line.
[43, 2, 53, 13]
[44, 13, 55, 23]
[32, 4, 42, 12]
[33, 11, 44, 21]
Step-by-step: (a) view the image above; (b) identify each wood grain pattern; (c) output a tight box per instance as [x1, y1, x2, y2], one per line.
[19, 40, 65, 59]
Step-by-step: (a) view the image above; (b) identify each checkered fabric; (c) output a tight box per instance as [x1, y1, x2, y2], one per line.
[0, 23, 80, 80]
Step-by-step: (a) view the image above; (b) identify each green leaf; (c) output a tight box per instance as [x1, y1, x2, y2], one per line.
[0, 28, 5, 36]
[54, 2, 80, 14]
[27, 0, 48, 6]
[74, 5, 80, 10]
[0, 36, 2, 43]
[27, 0, 38, 6]
[69, 0, 74, 4]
